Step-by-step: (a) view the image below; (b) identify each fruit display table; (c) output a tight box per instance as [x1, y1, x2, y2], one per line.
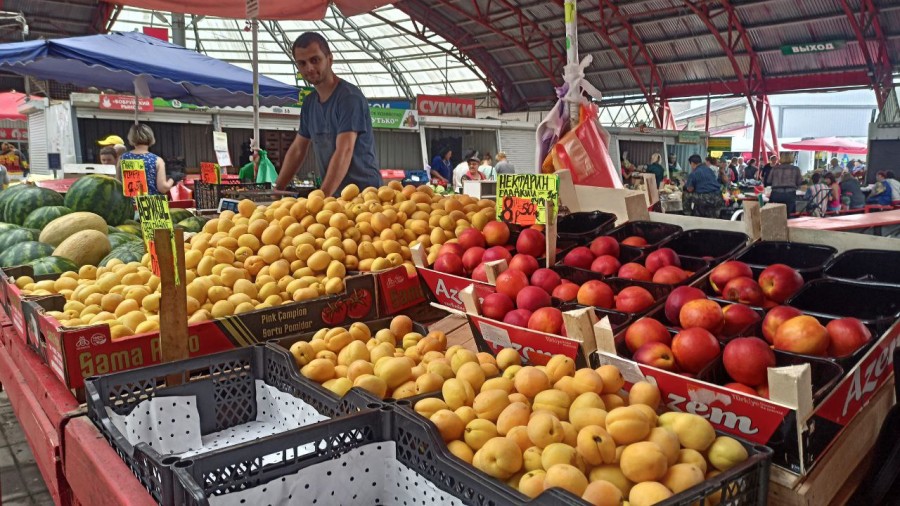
[788, 209, 900, 235]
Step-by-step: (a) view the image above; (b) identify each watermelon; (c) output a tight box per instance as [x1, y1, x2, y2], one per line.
[169, 209, 192, 223]
[116, 224, 143, 238]
[5, 187, 65, 225]
[176, 216, 208, 233]
[23, 206, 73, 230]
[107, 225, 119, 234]
[63, 175, 134, 226]
[0, 228, 38, 254]
[100, 241, 146, 266]
[0, 223, 20, 233]
[0, 241, 55, 267]
[0, 184, 34, 222]
[122, 219, 141, 227]
[28, 256, 78, 276]
[108, 232, 141, 249]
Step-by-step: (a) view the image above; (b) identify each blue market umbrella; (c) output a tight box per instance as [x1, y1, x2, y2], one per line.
[0, 31, 298, 107]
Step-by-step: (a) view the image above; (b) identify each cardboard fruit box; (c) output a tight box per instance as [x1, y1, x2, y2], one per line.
[12, 265, 425, 389]
[589, 280, 900, 477]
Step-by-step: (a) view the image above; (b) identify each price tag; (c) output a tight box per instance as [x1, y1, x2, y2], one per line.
[121, 160, 149, 196]
[135, 195, 178, 284]
[496, 174, 559, 225]
[200, 162, 221, 184]
[478, 322, 513, 349]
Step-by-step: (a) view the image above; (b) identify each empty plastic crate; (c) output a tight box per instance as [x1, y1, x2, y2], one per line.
[824, 249, 900, 286]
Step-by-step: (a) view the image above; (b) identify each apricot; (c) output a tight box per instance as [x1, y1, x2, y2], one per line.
[582, 479, 624, 506]
[473, 389, 511, 422]
[620, 441, 668, 482]
[414, 372, 444, 394]
[352, 374, 387, 398]
[661, 463, 705, 493]
[481, 376, 513, 394]
[374, 356, 413, 389]
[496, 348, 521, 370]
[569, 407, 608, 432]
[560, 421, 578, 448]
[464, 418, 499, 450]
[678, 448, 708, 474]
[532, 389, 571, 420]
[505, 426, 532, 452]
[414, 397, 448, 419]
[442, 378, 476, 410]
[543, 464, 588, 496]
[430, 409, 465, 442]
[629, 482, 673, 506]
[541, 442, 578, 469]
[545, 355, 576, 383]
[601, 394, 627, 410]
[647, 427, 680, 466]
[576, 425, 616, 466]
[526, 412, 565, 449]
[518, 470, 546, 498]
[570, 368, 605, 395]
[670, 413, 716, 451]
[605, 407, 651, 445]
[447, 440, 474, 463]
[513, 366, 551, 398]
[456, 361, 487, 391]
[300, 358, 335, 382]
[707, 436, 749, 471]
[628, 381, 661, 410]
[630, 403, 658, 427]
[472, 437, 523, 480]
[523, 446, 544, 471]
[496, 402, 531, 436]
[589, 465, 634, 496]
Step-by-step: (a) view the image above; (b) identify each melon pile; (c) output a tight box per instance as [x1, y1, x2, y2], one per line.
[14, 183, 496, 339]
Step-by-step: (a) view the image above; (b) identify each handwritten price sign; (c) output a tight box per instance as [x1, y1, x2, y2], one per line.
[496, 174, 559, 226]
[121, 160, 149, 197]
[135, 195, 178, 284]
[200, 162, 221, 184]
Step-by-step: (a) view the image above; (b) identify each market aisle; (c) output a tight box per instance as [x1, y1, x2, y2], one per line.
[0, 391, 52, 505]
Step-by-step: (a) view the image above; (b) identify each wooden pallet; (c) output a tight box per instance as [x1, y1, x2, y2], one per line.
[768, 375, 896, 506]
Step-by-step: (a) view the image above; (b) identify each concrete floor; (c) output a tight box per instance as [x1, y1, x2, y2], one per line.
[0, 391, 52, 505]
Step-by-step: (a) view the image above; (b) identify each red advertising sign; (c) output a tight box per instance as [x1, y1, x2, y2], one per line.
[200, 162, 221, 184]
[99, 94, 154, 112]
[376, 266, 426, 315]
[121, 160, 149, 197]
[417, 268, 495, 311]
[416, 95, 476, 118]
[0, 128, 27, 140]
[469, 315, 581, 366]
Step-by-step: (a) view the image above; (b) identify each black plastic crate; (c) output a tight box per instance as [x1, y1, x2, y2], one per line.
[700, 348, 844, 405]
[734, 241, 837, 280]
[786, 278, 900, 335]
[194, 181, 272, 210]
[603, 220, 684, 250]
[267, 317, 430, 402]
[824, 249, 900, 286]
[657, 229, 750, 264]
[556, 210, 618, 242]
[173, 405, 584, 506]
[85, 345, 373, 506]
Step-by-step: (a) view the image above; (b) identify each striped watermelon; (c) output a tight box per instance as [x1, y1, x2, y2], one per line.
[0, 228, 38, 254]
[0, 184, 34, 222]
[116, 224, 143, 238]
[63, 175, 134, 226]
[108, 232, 141, 249]
[100, 241, 146, 266]
[0, 223, 20, 233]
[23, 206, 73, 230]
[169, 208, 192, 223]
[28, 256, 78, 276]
[176, 216, 208, 233]
[107, 225, 119, 234]
[5, 187, 65, 225]
[0, 241, 55, 267]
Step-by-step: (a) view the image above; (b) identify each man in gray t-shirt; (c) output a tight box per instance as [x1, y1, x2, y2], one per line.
[494, 152, 516, 175]
[275, 32, 382, 195]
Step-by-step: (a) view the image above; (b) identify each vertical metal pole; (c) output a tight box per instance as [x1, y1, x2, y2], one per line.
[252, 18, 260, 151]
[171, 13, 186, 46]
[704, 95, 711, 133]
[564, 0, 578, 127]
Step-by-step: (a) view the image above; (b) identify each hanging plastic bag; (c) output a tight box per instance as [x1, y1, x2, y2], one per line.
[535, 86, 570, 174]
[170, 181, 193, 201]
[256, 149, 277, 185]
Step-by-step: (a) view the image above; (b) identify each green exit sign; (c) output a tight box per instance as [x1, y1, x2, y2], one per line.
[781, 41, 844, 55]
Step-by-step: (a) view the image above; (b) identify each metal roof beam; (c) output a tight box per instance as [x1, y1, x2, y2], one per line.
[839, 0, 894, 109]
[395, 0, 525, 111]
[319, 5, 414, 100]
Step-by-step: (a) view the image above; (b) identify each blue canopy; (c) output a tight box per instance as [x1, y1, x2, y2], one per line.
[0, 32, 298, 107]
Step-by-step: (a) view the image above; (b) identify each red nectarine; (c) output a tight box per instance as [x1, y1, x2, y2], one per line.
[615, 286, 656, 314]
[495, 269, 529, 300]
[758, 264, 803, 303]
[589, 236, 620, 259]
[528, 307, 564, 334]
[516, 286, 552, 312]
[723, 337, 775, 386]
[515, 228, 545, 257]
[709, 261, 753, 294]
[624, 317, 672, 353]
[665, 286, 706, 326]
[482, 221, 511, 247]
[672, 327, 721, 374]
[576, 280, 615, 308]
[482, 293, 514, 320]
[773, 315, 830, 356]
[679, 299, 725, 334]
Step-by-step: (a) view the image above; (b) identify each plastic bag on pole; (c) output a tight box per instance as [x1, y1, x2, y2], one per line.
[535, 86, 570, 174]
[256, 149, 277, 185]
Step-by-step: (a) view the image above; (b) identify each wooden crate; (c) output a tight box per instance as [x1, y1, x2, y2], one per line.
[767, 376, 895, 506]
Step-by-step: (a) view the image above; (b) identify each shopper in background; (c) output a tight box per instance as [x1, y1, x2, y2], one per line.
[884, 170, 900, 205]
[840, 172, 865, 210]
[866, 171, 893, 206]
[97, 134, 127, 159]
[828, 157, 843, 175]
[823, 173, 841, 213]
[430, 147, 452, 185]
[735, 156, 747, 179]
[494, 152, 516, 175]
[646, 153, 665, 187]
[743, 159, 758, 181]
[275, 32, 382, 195]
[453, 149, 477, 190]
[461, 154, 486, 183]
[761, 155, 777, 184]
[767, 153, 802, 215]
[98, 146, 118, 166]
[119, 123, 176, 195]
[479, 153, 495, 180]
[667, 154, 681, 176]
[684, 154, 723, 218]
[803, 173, 830, 217]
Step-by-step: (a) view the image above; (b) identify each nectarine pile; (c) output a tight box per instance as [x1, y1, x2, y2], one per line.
[564, 240, 694, 285]
[414, 353, 751, 505]
[709, 261, 804, 307]
[289, 315, 501, 400]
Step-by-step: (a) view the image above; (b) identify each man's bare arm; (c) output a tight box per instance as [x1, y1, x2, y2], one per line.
[319, 131, 357, 196]
[275, 135, 311, 190]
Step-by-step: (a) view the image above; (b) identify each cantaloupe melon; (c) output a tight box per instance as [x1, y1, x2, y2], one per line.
[53, 230, 111, 267]
[40, 212, 108, 247]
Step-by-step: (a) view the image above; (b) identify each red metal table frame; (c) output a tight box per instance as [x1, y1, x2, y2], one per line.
[789, 209, 900, 232]
[0, 318, 155, 506]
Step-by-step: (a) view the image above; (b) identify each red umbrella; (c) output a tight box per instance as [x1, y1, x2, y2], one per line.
[0, 92, 39, 121]
[103, 0, 396, 19]
[781, 136, 868, 155]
